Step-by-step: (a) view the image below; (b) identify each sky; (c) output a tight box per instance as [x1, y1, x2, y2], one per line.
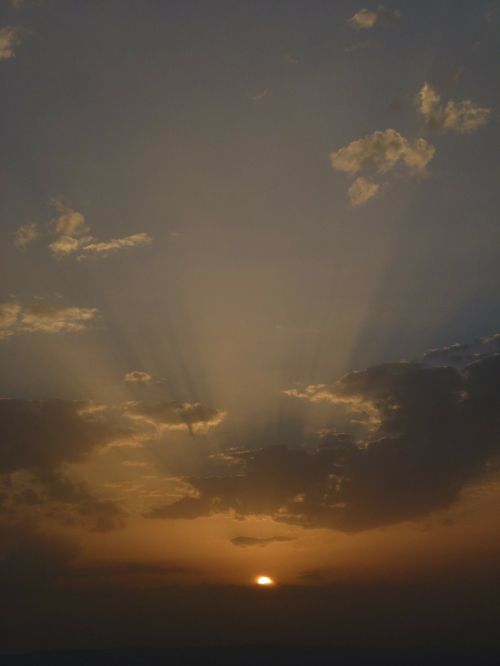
[1, 0, 500, 658]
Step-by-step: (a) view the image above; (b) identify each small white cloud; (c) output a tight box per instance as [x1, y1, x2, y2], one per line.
[417, 82, 492, 134]
[124, 371, 154, 384]
[348, 5, 400, 30]
[46, 200, 152, 260]
[0, 26, 28, 59]
[14, 223, 39, 248]
[348, 176, 379, 206]
[349, 8, 378, 29]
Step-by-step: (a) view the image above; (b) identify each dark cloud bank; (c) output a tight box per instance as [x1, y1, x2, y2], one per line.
[0, 397, 224, 531]
[0, 399, 127, 532]
[149, 337, 500, 531]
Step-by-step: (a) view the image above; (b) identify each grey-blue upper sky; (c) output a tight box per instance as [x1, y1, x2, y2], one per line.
[1, 0, 499, 408]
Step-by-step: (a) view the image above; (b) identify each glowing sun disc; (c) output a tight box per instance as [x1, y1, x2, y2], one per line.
[256, 575, 274, 586]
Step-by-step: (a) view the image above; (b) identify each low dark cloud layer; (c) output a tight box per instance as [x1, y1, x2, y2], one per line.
[3, 574, 500, 655]
[230, 535, 294, 548]
[73, 561, 195, 579]
[148, 340, 500, 531]
[0, 523, 78, 593]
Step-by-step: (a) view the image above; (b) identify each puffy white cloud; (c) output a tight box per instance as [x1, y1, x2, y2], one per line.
[330, 129, 435, 176]
[349, 8, 378, 29]
[48, 235, 91, 258]
[417, 82, 492, 134]
[348, 6, 400, 30]
[49, 203, 89, 238]
[330, 129, 435, 206]
[14, 223, 39, 248]
[48, 203, 93, 258]
[0, 26, 27, 59]
[348, 176, 379, 206]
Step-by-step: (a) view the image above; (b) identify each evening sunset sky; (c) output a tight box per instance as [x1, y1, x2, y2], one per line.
[1, 0, 500, 660]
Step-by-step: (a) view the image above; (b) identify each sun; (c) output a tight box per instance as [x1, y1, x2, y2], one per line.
[255, 575, 274, 586]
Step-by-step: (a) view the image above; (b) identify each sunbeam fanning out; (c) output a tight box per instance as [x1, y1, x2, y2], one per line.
[1, 1, 500, 663]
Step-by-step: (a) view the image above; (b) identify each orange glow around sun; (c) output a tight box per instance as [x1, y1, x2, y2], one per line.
[255, 575, 274, 586]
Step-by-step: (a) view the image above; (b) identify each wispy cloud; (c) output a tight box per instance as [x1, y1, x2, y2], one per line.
[0, 26, 28, 59]
[417, 82, 492, 134]
[22, 199, 154, 260]
[252, 88, 269, 103]
[124, 401, 226, 435]
[79, 233, 152, 260]
[283, 383, 382, 430]
[0, 302, 22, 340]
[14, 223, 40, 248]
[0, 299, 98, 340]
